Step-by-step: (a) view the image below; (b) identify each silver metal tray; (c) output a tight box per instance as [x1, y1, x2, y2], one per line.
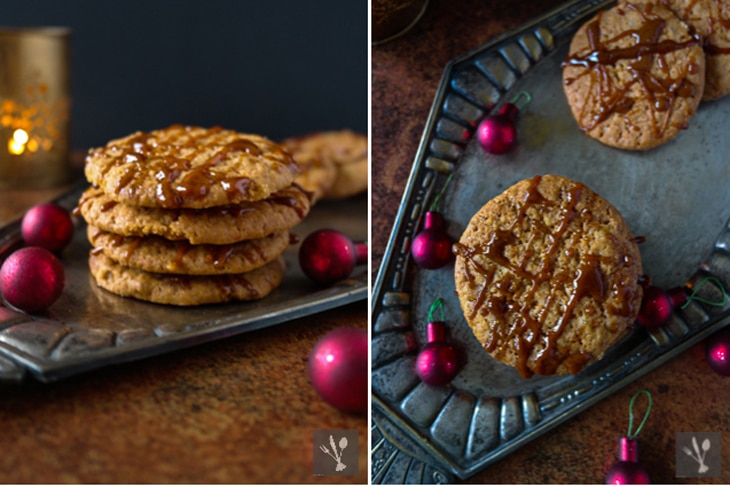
[0, 182, 367, 383]
[371, 0, 730, 482]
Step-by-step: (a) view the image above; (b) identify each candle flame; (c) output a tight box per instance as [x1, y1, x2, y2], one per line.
[8, 128, 29, 155]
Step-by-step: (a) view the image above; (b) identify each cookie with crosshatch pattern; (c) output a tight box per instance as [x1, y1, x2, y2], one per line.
[618, 0, 730, 101]
[453, 174, 644, 378]
[562, 3, 705, 150]
[84, 125, 300, 209]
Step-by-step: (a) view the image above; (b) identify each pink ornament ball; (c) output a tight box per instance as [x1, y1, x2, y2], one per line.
[706, 328, 730, 376]
[21, 203, 74, 253]
[299, 229, 367, 286]
[308, 327, 368, 414]
[636, 286, 673, 329]
[411, 212, 453, 269]
[0, 247, 65, 313]
[605, 461, 650, 485]
[477, 103, 520, 155]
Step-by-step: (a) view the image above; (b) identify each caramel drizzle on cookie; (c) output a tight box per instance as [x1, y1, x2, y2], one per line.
[562, 3, 702, 136]
[654, 0, 730, 55]
[454, 176, 640, 378]
[90, 125, 297, 209]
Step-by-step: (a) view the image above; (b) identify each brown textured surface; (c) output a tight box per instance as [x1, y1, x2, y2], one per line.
[373, 0, 730, 482]
[0, 154, 367, 484]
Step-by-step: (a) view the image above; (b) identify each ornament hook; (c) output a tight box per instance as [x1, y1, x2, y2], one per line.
[429, 173, 453, 213]
[681, 276, 728, 309]
[627, 389, 652, 438]
[510, 91, 532, 110]
[428, 297, 446, 323]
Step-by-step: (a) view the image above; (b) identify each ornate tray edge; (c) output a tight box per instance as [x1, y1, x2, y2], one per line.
[0, 182, 367, 384]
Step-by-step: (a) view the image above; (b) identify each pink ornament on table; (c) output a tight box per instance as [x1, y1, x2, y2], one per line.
[0, 246, 64, 313]
[706, 328, 730, 376]
[308, 327, 368, 415]
[415, 298, 460, 386]
[298, 229, 367, 286]
[605, 390, 652, 485]
[477, 91, 531, 155]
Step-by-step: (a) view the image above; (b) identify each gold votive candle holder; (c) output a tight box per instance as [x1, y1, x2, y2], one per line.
[372, 0, 428, 45]
[0, 27, 71, 189]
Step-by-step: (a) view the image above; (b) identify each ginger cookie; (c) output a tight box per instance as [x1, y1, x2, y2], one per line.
[562, 3, 705, 150]
[453, 174, 643, 378]
[87, 226, 289, 276]
[284, 130, 368, 200]
[282, 134, 338, 202]
[76, 184, 311, 245]
[89, 253, 286, 306]
[84, 125, 300, 209]
[619, 0, 730, 100]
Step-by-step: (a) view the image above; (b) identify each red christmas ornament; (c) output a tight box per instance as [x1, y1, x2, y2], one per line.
[705, 328, 730, 376]
[477, 91, 531, 155]
[0, 247, 65, 313]
[411, 211, 453, 269]
[411, 173, 454, 270]
[415, 298, 460, 386]
[636, 285, 686, 329]
[298, 229, 367, 286]
[308, 327, 368, 414]
[605, 390, 652, 485]
[606, 437, 651, 485]
[21, 203, 74, 253]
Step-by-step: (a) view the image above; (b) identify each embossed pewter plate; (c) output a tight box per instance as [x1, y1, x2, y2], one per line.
[371, 0, 730, 481]
[0, 182, 367, 383]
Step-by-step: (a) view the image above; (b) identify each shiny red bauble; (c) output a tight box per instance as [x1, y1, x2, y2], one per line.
[299, 229, 367, 286]
[605, 437, 650, 484]
[705, 328, 730, 376]
[21, 203, 74, 253]
[636, 286, 686, 329]
[415, 321, 460, 386]
[0, 247, 65, 313]
[411, 211, 453, 269]
[308, 327, 368, 414]
[477, 102, 520, 155]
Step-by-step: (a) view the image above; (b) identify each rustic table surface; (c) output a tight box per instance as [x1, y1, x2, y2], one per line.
[0, 156, 368, 484]
[372, 0, 730, 483]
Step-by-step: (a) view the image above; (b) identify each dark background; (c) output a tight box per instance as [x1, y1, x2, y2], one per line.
[0, 0, 368, 150]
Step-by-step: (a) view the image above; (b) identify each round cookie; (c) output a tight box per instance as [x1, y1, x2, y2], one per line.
[619, 0, 730, 101]
[84, 125, 300, 209]
[89, 253, 286, 306]
[453, 174, 644, 378]
[562, 3, 705, 150]
[285, 130, 368, 200]
[87, 225, 289, 276]
[282, 134, 338, 202]
[76, 184, 311, 245]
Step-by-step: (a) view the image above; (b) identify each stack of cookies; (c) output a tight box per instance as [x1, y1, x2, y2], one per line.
[562, 0, 730, 150]
[282, 130, 368, 202]
[76, 125, 312, 306]
[454, 174, 644, 378]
